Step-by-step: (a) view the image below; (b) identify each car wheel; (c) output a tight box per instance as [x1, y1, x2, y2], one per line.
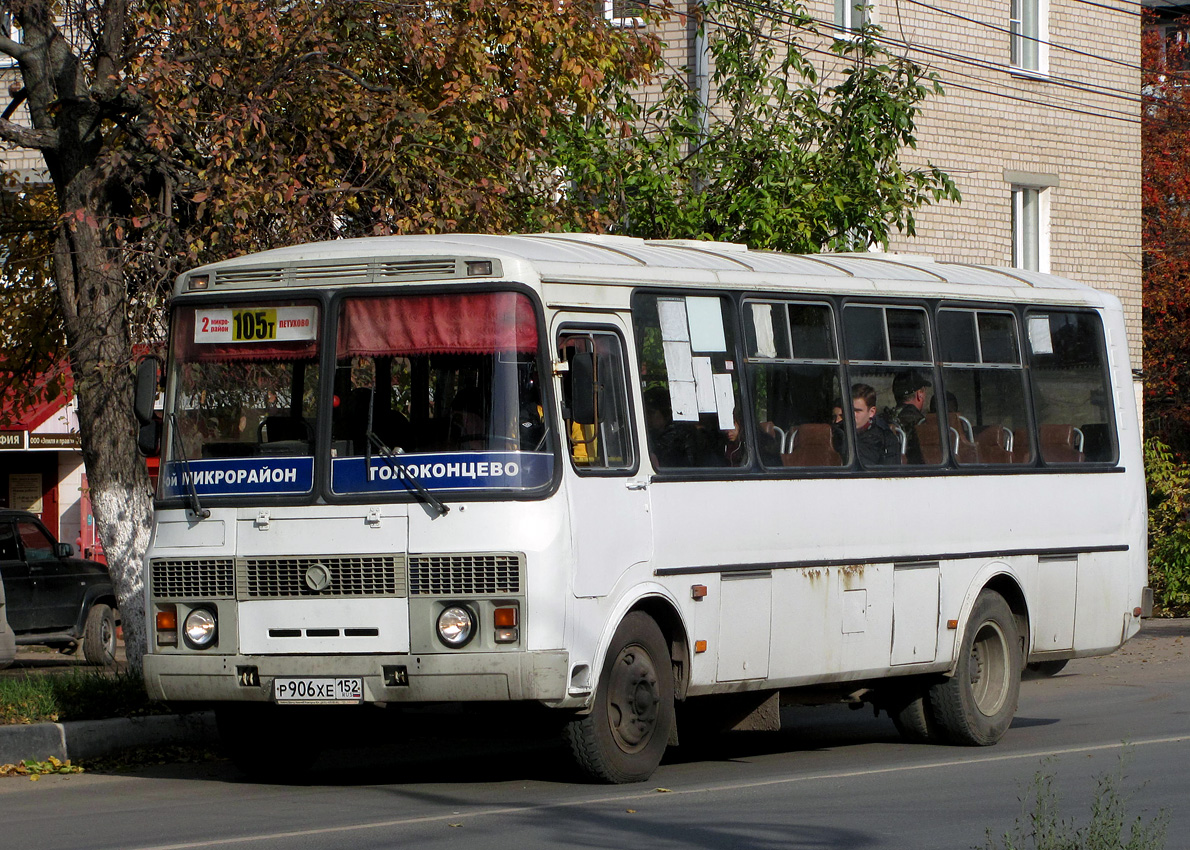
[83, 603, 118, 667]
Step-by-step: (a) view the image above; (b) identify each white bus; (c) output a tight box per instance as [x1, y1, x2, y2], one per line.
[135, 234, 1149, 783]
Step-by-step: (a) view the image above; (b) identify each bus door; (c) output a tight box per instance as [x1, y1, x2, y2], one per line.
[554, 321, 652, 597]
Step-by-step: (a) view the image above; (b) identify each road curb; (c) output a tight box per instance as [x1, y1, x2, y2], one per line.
[0, 712, 218, 765]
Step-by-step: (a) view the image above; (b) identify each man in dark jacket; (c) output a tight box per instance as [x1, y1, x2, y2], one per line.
[851, 383, 901, 465]
[888, 370, 933, 465]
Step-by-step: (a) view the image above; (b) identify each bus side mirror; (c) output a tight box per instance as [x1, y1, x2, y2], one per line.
[570, 352, 596, 425]
[135, 357, 160, 424]
[135, 357, 162, 457]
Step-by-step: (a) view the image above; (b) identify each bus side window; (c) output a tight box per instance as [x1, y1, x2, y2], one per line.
[938, 309, 1032, 465]
[1026, 310, 1118, 465]
[631, 293, 745, 470]
[558, 331, 635, 471]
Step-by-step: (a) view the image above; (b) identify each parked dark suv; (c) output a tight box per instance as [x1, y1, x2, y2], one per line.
[0, 509, 119, 669]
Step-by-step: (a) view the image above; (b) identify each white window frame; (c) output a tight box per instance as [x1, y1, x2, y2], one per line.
[835, 0, 872, 34]
[603, 0, 644, 28]
[1011, 185, 1051, 274]
[1010, 0, 1049, 76]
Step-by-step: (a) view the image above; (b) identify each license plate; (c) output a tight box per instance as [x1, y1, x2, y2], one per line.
[273, 677, 363, 705]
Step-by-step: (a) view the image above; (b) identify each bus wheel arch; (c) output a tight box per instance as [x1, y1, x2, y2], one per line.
[564, 597, 686, 783]
[982, 572, 1030, 667]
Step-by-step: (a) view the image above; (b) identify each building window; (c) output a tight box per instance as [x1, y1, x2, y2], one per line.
[603, 0, 644, 27]
[1012, 186, 1050, 273]
[835, 0, 871, 32]
[1163, 24, 1190, 73]
[1010, 0, 1047, 73]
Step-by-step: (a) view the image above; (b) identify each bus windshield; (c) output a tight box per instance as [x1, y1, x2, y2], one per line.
[160, 290, 552, 502]
[328, 290, 550, 496]
[168, 301, 322, 465]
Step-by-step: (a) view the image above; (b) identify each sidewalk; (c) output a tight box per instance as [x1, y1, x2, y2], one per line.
[0, 712, 218, 766]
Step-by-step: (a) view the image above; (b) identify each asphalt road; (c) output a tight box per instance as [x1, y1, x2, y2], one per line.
[2, 620, 1187, 850]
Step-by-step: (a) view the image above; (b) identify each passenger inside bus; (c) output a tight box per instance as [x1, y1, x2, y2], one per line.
[888, 370, 933, 464]
[851, 383, 901, 466]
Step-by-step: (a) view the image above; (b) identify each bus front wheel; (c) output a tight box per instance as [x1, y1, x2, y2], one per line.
[564, 612, 674, 784]
[929, 590, 1021, 746]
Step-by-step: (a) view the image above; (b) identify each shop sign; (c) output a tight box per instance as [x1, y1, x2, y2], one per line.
[28, 433, 82, 450]
[0, 430, 25, 450]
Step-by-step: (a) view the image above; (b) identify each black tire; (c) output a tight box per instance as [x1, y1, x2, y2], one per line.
[216, 704, 321, 782]
[887, 689, 942, 743]
[82, 603, 117, 667]
[564, 612, 675, 784]
[1026, 659, 1068, 677]
[929, 590, 1021, 746]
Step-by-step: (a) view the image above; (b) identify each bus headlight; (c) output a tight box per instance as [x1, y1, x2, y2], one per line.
[183, 607, 218, 649]
[436, 606, 476, 648]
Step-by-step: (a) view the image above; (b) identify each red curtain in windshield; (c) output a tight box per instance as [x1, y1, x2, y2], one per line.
[337, 292, 538, 357]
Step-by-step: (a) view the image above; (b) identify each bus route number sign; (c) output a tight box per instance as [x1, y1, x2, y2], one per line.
[232, 308, 277, 341]
[194, 305, 318, 344]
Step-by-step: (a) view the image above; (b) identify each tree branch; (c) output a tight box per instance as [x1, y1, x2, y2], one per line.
[0, 33, 29, 62]
[0, 116, 58, 150]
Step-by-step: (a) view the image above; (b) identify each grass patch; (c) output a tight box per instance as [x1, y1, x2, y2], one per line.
[0, 669, 167, 725]
[987, 756, 1168, 850]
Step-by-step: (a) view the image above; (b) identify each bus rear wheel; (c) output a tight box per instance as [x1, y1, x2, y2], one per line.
[929, 590, 1021, 746]
[564, 612, 674, 784]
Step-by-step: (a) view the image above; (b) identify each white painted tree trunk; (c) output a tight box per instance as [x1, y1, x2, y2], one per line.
[89, 484, 153, 671]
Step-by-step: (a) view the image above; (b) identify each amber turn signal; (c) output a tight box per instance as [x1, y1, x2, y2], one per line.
[156, 607, 178, 631]
[493, 606, 518, 628]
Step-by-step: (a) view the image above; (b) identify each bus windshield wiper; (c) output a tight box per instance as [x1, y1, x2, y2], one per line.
[169, 413, 210, 519]
[363, 387, 449, 517]
[366, 432, 449, 517]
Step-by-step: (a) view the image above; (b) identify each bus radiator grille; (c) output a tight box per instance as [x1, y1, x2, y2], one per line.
[239, 555, 407, 599]
[150, 558, 236, 599]
[407, 553, 524, 596]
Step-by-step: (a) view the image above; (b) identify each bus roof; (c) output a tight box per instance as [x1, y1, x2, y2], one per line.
[176, 233, 1113, 308]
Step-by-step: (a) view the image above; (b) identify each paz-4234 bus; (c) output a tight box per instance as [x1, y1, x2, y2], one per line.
[134, 234, 1149, 783]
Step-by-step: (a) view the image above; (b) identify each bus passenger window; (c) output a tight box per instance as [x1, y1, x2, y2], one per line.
[1026, 310, 1117, 464]
[843, 305, 942, 466]
[632, 293, 745, 470]
[938, 309, 1032, 465]
[558, 331, 634, 471]
[743, 300, 846, 468]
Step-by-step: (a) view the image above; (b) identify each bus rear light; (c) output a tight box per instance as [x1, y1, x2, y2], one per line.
[156, 605, 178, 647]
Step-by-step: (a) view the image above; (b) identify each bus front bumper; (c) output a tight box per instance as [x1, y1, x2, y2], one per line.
[144, 650, 572, 705]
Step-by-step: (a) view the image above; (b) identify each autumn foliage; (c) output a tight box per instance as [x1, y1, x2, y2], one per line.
[1143, 14, 1190, 452]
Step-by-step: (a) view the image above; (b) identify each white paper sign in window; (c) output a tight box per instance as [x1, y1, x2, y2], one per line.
[658, 298, 690, 342]
[751, 303, 778, 358]
[686, 297, 727, 353]
[1027, 315, 1053, 355]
